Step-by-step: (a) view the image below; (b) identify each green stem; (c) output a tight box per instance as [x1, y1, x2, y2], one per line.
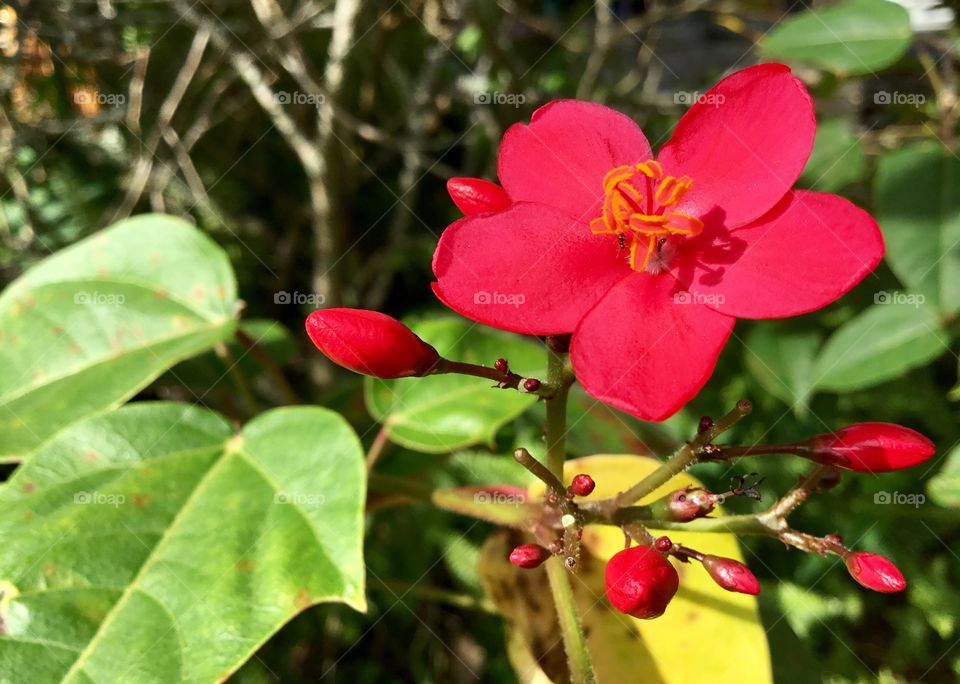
[545, 341, 573, 480]
[617, 513, 773, 536]
[612, 400, 752, 507]
[545, 557, 597, 684]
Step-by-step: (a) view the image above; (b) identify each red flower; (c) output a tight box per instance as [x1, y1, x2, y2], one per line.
[604, 545, 679, 619]
[433, 64, 884, 421]
[305, 308, 439, 379]
[845, 551, 906, 593]
[807, 422, 936, 472]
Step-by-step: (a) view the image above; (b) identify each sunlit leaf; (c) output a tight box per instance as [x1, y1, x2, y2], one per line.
[0, 215, 238, 461]
[0, 402, 366, 682]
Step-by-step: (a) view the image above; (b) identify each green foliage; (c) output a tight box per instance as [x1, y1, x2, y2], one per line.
[875, 143, 960, 316]
[0, 215, 238, 461]
[744, 325, 821, 416]
[0, 403, 366, 682]
[364, 316, 545, 452]
[813, 303, 949, 392]
[760, 0, 913, 75]
[799, 119, 866, 193]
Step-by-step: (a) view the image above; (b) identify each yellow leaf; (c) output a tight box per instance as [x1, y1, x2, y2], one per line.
[511, 454, 773, 684]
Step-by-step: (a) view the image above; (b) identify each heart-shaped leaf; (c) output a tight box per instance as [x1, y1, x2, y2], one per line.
[0, 402, 365, 682]
[0, 214, 238, 461]
[364, 315, 545, 453]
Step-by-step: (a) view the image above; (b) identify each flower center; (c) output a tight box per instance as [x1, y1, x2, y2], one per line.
[590, 161, 703, 273]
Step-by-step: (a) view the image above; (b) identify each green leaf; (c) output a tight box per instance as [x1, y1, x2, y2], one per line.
[759, 0, 912, 76]
[0, 402, 366, 682]
[799, 119, 866, 192]
[364, 315, 545, 452]
[813, 303, 948, 392]
[928, 444, 960, 508]
[0, 215, 238, 461]
[875, 143, 960, 315]
[743, 326, 821, 416]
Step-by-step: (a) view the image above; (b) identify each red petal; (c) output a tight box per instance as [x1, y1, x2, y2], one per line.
[658, 63, 815, 229]
[677, 191, 884, 319]
[498, 100, 653, 221]
[447, 177, 511, 215]
[571, 274, 734, 421]
[432, 202, 628, 335]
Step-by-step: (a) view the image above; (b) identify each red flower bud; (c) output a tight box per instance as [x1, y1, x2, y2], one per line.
[305, 309, 439, 379]
[522, 378, 541, 392]
[807, 422, 935, 472]
[654, 536, 673, 553]
[494, 357, 509, 372]
[570, 474, 595, 497]
[654, 487, 716, 522]
[509, 543, 551, 569]
[845, 551, 906, 593]
[701, 555, 760, 595]
[604, 545, 679, 619]
[447, 177, 511, 216]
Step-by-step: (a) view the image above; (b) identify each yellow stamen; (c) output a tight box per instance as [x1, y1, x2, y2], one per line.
[591, 160, 701, 273]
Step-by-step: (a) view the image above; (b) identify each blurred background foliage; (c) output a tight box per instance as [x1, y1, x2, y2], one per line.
[2, 0, 960, 681]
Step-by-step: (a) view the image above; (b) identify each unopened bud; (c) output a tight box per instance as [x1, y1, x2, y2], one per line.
[605, 545, 679, 619]
[701, 555, 760, 595]
[806, 422, 935, 473]
[653, 487, 717, 522]
[844, 551, 906, 593]
[509, 543, 550, 569]
[654, 536, 673, 553]
[447, 177, 511, 216]
[305, 309, 439, 379]
[570, 474, 596, 497]
[522, 378, 541, 393]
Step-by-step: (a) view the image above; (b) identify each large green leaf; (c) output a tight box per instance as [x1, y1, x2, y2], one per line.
[759, 0, 912, 76]
[743, 325, 821, 416]
[0, 402, 366, 682]
[364, 315, 545, 453]
[799, 119, 866, 193]
[813, 303, 948, 392]
[875, 144, 960, 316]
[0, 215, 238, 460]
